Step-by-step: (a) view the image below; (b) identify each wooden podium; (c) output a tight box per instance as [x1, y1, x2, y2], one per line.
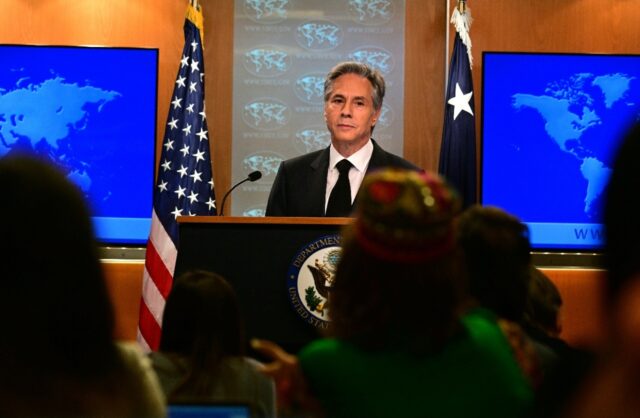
[175, 216, 350, 352]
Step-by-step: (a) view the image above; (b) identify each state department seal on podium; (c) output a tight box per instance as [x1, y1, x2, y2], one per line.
[287, 234, 342, 328]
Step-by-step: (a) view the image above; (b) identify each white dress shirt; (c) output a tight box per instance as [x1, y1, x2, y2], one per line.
[324, 139, 374, 213]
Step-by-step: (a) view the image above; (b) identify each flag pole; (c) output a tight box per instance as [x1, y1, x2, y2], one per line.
[445, 0, 450, 97]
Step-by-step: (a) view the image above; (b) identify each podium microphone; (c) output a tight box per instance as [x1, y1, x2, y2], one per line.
[219, 171, 262, 216]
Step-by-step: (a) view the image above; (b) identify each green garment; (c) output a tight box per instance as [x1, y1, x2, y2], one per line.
[299, 309, 533, 418]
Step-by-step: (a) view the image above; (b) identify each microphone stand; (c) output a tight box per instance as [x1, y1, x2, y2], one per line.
[219, 171, 262, 216]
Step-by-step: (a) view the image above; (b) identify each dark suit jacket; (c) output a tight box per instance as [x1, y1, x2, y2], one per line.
[265, 140, 421, 216]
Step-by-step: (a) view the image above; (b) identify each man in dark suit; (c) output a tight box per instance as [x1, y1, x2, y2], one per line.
[266, 61, 420, 217]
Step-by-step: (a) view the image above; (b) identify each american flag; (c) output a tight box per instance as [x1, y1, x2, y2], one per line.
[439, 2, 477, 208]
[138, 1, 216, 352]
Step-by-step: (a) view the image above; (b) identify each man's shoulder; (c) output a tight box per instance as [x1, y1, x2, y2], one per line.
[371, 140, 421, 171]
[281, 148, 327, 170]
[385, 151, 420, 170]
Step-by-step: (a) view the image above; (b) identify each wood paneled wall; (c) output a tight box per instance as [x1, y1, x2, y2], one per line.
[201, 0, 234, 199]
[469, 0, 640, 178]
[0, 0, 190, 191]
[102, 261, 609, 349]
[6, 0, 638, 205]
[541, 268, 607, 349]
[102, 261, 144, 341]
[3, 0, 635, 348]
[202, 0, 640, 186]
[404, 1, 447, 169]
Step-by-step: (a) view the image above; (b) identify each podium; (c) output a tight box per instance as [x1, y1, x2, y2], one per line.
[175, 216, 350, 352]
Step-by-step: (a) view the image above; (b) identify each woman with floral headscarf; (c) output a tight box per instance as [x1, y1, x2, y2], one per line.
[254, 169, 533, 418]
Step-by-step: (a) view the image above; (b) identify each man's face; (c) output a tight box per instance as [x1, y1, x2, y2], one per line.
[324, 73, 381, 153]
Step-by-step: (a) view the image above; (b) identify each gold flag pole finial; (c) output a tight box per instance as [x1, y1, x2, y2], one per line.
[187, 0, 204, 36]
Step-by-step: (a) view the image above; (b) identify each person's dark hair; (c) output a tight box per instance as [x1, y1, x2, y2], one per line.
[523, 267, 563, 336]
[0, 156, 117, 378]
[328, 169, 463, 354]
[457, 205, 532, 322]
[330, 230, 463, 354]
[160, 270, 245, 397]
[324, 61, 385, 111]
[604, 123, 640, 306]
[0, 156, 156, 416]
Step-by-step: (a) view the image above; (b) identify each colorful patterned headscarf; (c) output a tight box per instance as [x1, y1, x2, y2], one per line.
[353, 169, 461, 262]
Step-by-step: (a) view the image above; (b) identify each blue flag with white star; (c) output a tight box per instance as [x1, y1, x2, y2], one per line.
[439, 30, 477, 208]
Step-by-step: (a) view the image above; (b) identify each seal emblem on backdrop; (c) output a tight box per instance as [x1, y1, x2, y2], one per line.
[348, 47, 395, 75]
[242, 98, 291, 131]
[287, 234, 342, 328]
[347, 0, 394, 25]
[294, 73, 325, 104]
[294, 126, 331, 154]
[242, 151, 285, 179]
[244, 0, 289, 24]
[295, 20, 343, 51]
[243, 46, 291, 78]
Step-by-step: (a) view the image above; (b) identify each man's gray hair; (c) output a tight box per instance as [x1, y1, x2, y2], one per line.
[323, 61, 385, 110]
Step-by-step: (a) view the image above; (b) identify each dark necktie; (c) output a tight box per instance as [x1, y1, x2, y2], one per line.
[326, 159, 353, 217]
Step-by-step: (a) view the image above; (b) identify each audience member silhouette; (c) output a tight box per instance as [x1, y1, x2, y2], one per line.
[456, 206, 592, 389]
[457, 205, 532, 323]
[150, 270, 276, 417]
[0, 156, 165, 417]
[254, 169, 533, 418]
[521, 266, 588, 383]
[523, 267, 563, 339]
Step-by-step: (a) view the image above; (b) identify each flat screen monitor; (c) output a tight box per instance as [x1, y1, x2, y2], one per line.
[0, 44, 158, 245]
[168, 403, 252, 418]
[481, 52, 640, 250]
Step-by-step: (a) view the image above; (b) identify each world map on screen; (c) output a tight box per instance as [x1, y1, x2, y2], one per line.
[0, 76, 120, 196]
[482, 53, 640, 239]
[512, 72, 634, 217]
[0, 45, 158, 244]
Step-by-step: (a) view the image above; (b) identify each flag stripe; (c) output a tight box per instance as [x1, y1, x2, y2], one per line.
[136, 328, 151, 353]
[138, 300, 162, 350]
[141, 265, 168, 323]
[149, 209, 177, 274]
[144, 237, 174, 299]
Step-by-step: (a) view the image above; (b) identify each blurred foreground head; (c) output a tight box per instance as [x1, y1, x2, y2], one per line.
[0, 156, 114, 376]
[603, 123, 640, 350]
[604, 123, 640, 306]
[330, 169, 463, 352]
